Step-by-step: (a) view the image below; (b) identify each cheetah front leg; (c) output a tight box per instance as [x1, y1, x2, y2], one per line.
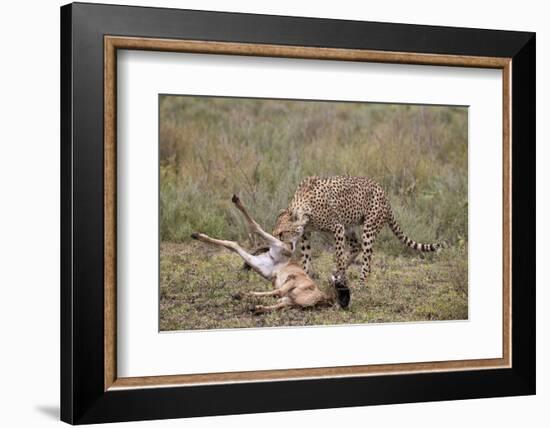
[333, 224, 347, 276]
[300, 232, 313, 276]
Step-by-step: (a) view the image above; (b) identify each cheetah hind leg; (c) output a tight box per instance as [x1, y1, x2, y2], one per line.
[359, 221, 383, 285]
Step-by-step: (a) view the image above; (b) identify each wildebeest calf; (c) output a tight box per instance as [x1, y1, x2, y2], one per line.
[191, 195, 349, 313]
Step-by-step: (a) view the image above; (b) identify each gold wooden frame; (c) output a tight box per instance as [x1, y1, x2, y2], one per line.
[104, 36, 512, 391]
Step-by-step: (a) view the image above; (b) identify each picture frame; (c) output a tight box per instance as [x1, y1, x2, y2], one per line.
[60, 2, 535, 424]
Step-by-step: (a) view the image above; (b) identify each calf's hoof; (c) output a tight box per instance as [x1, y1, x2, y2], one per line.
[231, 194, 240, 204]
[336, 287, 351, 309]
[330, 271, 351, 309]
[252, 305, 265, 315]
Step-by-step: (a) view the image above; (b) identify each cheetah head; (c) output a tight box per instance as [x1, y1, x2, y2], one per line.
[273, 209, 307, 250]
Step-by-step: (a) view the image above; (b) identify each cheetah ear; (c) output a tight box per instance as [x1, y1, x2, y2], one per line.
[277, 209, 289, 219]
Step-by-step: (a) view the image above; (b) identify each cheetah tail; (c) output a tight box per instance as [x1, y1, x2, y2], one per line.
[387, 211, 446, 252]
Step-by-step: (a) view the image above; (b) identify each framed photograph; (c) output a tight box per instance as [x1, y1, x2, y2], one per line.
[60, 2, 535, 424]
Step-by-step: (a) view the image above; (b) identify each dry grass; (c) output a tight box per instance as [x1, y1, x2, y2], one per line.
[160, 97, 468, 251]
[159, 96, 468, 330]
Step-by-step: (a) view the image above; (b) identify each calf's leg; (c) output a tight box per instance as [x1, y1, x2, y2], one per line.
[254, 297, 293, 313]
[191, 232, 272, 279]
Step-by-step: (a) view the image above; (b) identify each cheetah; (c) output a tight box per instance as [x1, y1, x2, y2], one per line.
[191, 195, 350, 312]
[273, 176, 445, 285]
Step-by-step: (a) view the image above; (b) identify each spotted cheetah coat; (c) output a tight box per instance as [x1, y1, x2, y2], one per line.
[273, 176, 444, 284]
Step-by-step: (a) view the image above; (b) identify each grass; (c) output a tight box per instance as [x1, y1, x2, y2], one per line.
[159, 95, 468, 330]
[160, 241, 468, 331]
[160, 97, 468, 251]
